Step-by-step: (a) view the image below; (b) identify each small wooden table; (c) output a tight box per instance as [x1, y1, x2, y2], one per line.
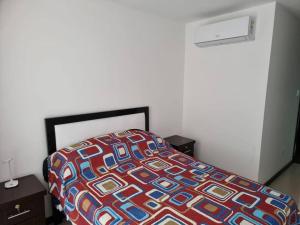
[165, 135, 196, 157]
[0, 175, 47, 225]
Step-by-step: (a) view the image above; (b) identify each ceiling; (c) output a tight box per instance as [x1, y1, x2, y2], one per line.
[109, 0, 300, 22]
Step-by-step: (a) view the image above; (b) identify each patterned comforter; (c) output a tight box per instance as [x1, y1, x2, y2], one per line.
[48, 129, 300, 225]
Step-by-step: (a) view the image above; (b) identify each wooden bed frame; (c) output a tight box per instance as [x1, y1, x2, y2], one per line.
[43, 106, 149, 224]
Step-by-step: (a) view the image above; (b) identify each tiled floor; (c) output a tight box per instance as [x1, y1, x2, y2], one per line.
[58, 163, 300, 225]
[270, 163, 300, 207]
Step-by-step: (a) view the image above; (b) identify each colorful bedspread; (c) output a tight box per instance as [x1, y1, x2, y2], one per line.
[48, 129, 300, 225]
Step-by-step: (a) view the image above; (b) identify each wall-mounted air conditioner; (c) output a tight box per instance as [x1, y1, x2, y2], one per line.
[194, 16, 255, 48]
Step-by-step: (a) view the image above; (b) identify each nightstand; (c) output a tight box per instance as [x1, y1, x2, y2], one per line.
[0, 175, 47, 225]
[165, 135, 196, 157]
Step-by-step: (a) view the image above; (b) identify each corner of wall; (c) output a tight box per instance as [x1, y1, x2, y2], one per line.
[258, 3, 300, 183]
[182, 3, 278, 181]
[257, 2, 277, 183]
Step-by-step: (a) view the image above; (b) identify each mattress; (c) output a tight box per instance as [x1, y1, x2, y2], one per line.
[48, 129, 300, 225]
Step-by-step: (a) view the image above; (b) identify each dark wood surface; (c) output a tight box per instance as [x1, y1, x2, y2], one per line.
[0, 175, 46, 205]
[165, 135, 195, 147]
[165, 135, 195, 157]
[0, 175, 46, 225]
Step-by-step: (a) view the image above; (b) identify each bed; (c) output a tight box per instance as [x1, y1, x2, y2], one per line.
[44, 107, 300, 225]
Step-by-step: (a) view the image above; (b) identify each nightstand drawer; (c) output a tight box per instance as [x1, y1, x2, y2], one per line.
[17, 217, 45, 225]
[0, 175, 46, 225]
[1, 195, 44, 225]
[176, 143, 194, 154]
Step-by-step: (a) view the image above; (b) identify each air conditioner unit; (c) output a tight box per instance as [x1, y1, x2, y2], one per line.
[194, 16, 255, 48]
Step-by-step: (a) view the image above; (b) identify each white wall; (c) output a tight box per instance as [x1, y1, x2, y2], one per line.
[258, 4, 300, 183]
[1, 0, 299, 218]
[0, 0, 184, 183]
[183, 3, 276, 181]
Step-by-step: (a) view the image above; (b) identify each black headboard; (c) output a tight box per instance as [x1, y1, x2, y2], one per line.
[45, 106, 149, 156]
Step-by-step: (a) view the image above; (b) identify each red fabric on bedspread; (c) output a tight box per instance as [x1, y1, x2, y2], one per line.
[48, 129, 300, 225]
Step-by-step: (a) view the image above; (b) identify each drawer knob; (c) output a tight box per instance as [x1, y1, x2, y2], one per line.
[15, 204, 21, 213]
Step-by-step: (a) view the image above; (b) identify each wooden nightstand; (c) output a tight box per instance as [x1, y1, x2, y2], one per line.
[0, 175, 47, 225]
[165, 135, 196, 157]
